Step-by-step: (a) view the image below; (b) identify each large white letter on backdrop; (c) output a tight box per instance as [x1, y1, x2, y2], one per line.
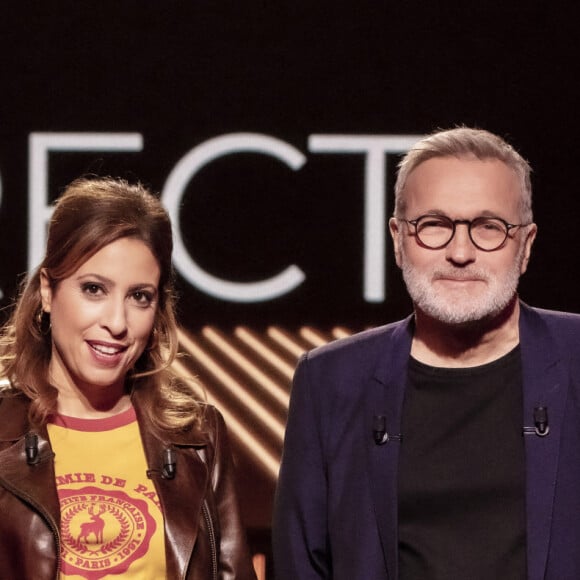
[28, 132, 143, 271]
[163, 133, 307, 303]
[308, 134, 421, 302]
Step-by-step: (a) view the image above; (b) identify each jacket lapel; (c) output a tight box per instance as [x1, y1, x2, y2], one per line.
[519, 304, 568, 580]
[365, 317, 413, 579]
[0, 396, 61, 533]
[133, 396, 210, 579]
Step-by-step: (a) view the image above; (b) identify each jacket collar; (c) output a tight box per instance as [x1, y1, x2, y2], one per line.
[131, 389, 212, 579]
[0, 394, 61, 536]
[131, 388, 210, 447]
[0, 390, 36, 440]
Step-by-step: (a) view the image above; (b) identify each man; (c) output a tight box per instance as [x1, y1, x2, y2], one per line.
[273, 127, 580, 580]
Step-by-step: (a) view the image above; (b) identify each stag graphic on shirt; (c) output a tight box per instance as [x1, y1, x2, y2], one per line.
[78, 504, 106, 544]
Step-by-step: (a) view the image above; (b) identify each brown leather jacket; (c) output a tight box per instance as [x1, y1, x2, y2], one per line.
[0, 390, 257, 580]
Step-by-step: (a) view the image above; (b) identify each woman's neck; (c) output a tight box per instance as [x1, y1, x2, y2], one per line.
[55, 391, 132, 419]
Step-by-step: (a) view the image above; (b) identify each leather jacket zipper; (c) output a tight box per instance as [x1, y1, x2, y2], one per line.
[202, 499, 218, 580]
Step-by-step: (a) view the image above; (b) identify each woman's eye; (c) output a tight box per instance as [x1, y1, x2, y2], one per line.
[133, 291, 154, 306]
[82, 283, 103, 296]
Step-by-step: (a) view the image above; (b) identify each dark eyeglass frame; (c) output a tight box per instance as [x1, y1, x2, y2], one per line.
[402, 214, 531, 252]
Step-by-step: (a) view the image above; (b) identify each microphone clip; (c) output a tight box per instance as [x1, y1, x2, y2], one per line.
[162, 447, 177, 479]
[25, 432, 40, 466]
[372, 415, 402, 445]
[533, 405, 549, 437]
[146, 447, 177, 480]
[523, 405, 549, 437]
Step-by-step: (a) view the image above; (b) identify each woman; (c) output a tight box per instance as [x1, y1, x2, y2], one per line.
[0, 177, 257, 579]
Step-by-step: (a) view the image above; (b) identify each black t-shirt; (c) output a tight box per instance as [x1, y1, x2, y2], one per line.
[398, 346, 526, 580]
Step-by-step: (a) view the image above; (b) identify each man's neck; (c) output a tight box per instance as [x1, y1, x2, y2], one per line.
[411, 298, 521, 368]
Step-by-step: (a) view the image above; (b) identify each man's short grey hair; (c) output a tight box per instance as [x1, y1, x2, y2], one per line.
[393, 127, 533, 222]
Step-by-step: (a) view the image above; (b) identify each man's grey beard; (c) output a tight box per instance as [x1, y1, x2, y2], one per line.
[400, 244, 526, 325]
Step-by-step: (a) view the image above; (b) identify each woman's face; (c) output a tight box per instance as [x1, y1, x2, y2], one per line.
[40, 237, 160, 402]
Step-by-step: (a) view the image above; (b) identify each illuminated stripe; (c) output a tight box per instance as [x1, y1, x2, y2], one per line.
[202, 327, 289, 408]
[267, 327, 306, 358]
[172, 346, 281, 479]
[332, 326, 353, 340]
[235, 326, 295, 380]
[173, 325, 357, 482]
[300, 326, 328, 347]
[177, 330, 285, 440]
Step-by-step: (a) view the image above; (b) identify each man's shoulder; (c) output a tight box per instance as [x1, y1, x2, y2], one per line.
[522, 303, 580, 331]
[305, 316, 412, 365]
[520, 303, 580, 362]
[292, 318, 412, 398]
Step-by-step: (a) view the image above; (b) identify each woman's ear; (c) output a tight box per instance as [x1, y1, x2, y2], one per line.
[39, 269, 53, 313]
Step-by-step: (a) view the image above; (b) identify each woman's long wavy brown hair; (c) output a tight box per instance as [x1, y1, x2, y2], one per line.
[0, 176, 203, 432]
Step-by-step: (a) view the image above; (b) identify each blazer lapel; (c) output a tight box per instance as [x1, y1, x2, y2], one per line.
[519, 304, 567, 580]
[365, 317, 413, 579]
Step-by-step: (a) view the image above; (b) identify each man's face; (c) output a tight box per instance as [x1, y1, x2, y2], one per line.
[389, 156, 537, 325]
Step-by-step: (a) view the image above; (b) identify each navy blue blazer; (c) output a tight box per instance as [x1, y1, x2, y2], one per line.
[273, 303, 580, 580]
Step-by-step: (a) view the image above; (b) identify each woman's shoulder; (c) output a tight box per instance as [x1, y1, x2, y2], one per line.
[0, 379, 26, 402]
[197, 403, 226, 437]
[190, 403, 231, 456]
[0, 382, 31, 438]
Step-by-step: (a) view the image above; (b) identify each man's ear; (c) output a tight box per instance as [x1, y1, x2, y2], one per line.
[520, 223, 538, 275]
[389, 217, 403, 268]
[39, 269, 53, 313]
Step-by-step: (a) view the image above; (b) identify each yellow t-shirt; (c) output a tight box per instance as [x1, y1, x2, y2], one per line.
[47, 407, 166, 579]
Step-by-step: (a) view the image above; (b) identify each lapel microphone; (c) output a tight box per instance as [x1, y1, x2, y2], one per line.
[523, 405, 549, 437]
[25, 432, 40, 465]
[146, 447, 177, 479]
[162, 447, 177, 479]
[533, 406, 549, 436]
[372, 415, 402, 445]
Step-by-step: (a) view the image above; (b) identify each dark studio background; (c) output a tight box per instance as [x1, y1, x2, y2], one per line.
[0, 2, 578, 574]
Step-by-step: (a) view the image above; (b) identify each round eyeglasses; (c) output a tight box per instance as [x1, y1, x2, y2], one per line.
[402, 214, 530, 252]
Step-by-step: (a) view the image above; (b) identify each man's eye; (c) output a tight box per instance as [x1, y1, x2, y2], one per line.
[419, 218, 451, 230]
[473, 219, 507, 235]
[480, 222, 503, 232]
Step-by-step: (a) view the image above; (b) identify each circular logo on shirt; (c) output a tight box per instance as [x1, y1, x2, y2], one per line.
[59, 486, 157, 578]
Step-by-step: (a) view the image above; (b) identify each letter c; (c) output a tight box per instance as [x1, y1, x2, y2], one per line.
[162, 133, 306, 302]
